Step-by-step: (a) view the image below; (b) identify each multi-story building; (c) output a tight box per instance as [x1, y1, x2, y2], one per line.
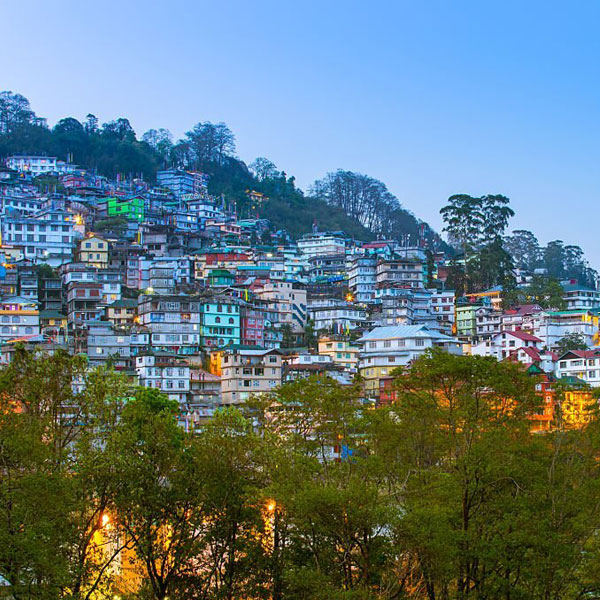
[76, 235, 109, 268]
[66, 282, 103, 325]
[157, 169, 209, 201]
[358, 324, 461, 397]
[0, 296, 40, 343]
[555, 349, 600, 387]
[297, 231, 346, 259]
[347, 255, 377, 303]
[375, 251, 426, 290]
[106, 298, 138, 326]
[0, 208, 77, 265]
[137, 294, 201, 354]
[241, 305, 265, 346]
[220, 348, 282, 404]
[6, 155, 58, 175]
[136, 351, 190, 404]
[562, 283, 600, 310]
[252, 280, 307, 333]
[308, 300, 367, 332]
[471, 330, 543, 361]
[318, 335, 360, 372]
[200, 297, 241, 349]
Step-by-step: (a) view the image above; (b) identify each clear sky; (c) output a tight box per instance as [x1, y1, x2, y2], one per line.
[2, 1, 599, 263]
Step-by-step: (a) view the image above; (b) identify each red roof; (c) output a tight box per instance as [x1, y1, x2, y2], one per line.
[505, 304, 542, 316]
[506, 330, 542, 343]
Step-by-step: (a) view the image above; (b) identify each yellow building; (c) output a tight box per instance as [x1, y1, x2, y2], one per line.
[77, 235, 109, 268]
[318, 335, 359, 372]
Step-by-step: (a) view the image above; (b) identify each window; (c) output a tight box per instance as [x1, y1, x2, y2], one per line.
[384, 340, 391, 348]
[415, 339, 425, 347]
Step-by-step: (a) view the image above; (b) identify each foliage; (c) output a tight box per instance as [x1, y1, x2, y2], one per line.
[504, 229, 597, 288]
[3, 349, 600, 599]
[556, 332, 589, 354]
[311, 169, 442, 247]
[502, 275, 566, 310]
[440, 194, 515, 293]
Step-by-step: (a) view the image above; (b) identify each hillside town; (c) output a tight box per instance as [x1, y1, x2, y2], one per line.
[0, 155, 597, 430]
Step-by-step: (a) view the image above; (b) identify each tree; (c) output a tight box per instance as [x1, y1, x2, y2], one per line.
[249, 157, 278, 181]
[383, 348, 600, 600]
[0, 348, 129, 600]
[311, 170, 406, 237]
[185, 121, 236, 167]
[504, 229, 541, 271]
[279, 323, 295, 348]
[142, 128, 173, 163]
[556, 332, 589, 354]
[0, 91, 35, 134]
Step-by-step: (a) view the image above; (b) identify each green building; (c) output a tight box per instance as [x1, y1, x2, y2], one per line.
[106, 196, 144, 221]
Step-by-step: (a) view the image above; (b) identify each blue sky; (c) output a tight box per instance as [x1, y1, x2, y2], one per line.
[3, 1, 600, 263]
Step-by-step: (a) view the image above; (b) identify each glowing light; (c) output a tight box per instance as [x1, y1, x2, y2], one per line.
[266, 500, 276, 513]
[101, 514, 110, 527]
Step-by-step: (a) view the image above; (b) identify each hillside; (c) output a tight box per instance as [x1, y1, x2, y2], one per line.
[0, 90, 442, 245]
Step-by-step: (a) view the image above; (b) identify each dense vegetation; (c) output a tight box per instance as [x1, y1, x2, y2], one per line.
[3, 347, 600, 600]
[440, 194, 597, 294]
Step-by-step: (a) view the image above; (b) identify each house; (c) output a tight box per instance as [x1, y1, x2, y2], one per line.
[471, 330, 543, 361]
[106, 298, 138, 326]
[136, 351, 190, 404]
[220, 348, 282, 404]
[357, 324, 462, 398]
[555, 349, 600, 387]
[200, 297, 241, 348]
[318, 335, 360, 372]
[562, 282, 600, 310]
[0, 296, 40, 344]
[137, 294, 201, 354]
[6, 155, 58, 176]
[77, 235, 109, 268]
[297, 231, 346, 259]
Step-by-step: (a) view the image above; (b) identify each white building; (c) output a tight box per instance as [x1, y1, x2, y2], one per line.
[532, 310, 597, 349]
[0, 208, 77, 265]
[0, 296, 40, 344]
[562, 283, 600, 310]
[471, 330, 543, 361]
[297, 231, 346, 259]
[6, 155, 58, 176]
[136, 352, 190, 404]
[555, 349, 600, 387]
[308, 300, 367, 332]
[348, 255, 377, 303]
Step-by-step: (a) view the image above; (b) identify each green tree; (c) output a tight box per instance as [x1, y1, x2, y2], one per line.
[556, 332, 588, 354]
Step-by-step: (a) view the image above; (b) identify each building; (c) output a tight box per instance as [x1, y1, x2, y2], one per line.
[137, 294, 201, 354]
[308, 300, 367, 332]
[347, 255, 377, 303]
[106, 298, 138, 326]
[471, 330, 543, 361]
[156, 169, 209, 200]
[297, 231, 346, 259]
[0, 296, 40, 344]
[6, 155, 58, 176]
[220, 348, 282, 404]
[200, 297, 241, 348]
[105, 197, 145, 222]
[555, 349, 600, 387]
[318, 335, 360, 372]
[358, 324, 462, 397]
[0, 208, 77, 265]
[76, 235, 109, 268]
[561, 282, 600, 310]
[136, 351, 190, 404]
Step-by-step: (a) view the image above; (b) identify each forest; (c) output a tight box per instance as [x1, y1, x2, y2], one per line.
[2, 347, 600, 600]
